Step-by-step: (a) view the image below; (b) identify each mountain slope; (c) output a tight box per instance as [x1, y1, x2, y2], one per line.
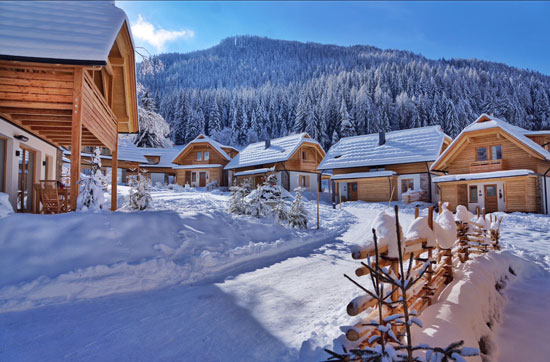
[138, 35, 550, 148]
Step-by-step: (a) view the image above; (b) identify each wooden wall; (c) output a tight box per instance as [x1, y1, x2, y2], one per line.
[332, 162, 430, 175]
[174, 143, 230, 167]
[176, 166, 223, 186]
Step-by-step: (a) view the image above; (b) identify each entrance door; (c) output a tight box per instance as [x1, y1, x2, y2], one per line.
[199, 172, 207, 187]
[17, 147, 36, 212]
[484, 184, 498, 212]
[349, 182, 358, 201]
[185, 171, 191, 185]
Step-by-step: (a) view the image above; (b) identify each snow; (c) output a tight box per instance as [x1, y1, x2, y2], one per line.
[0, 1, 129, 64]
[405, 216, 436, 247]
[1, 196, 550, 361]
[434, 207, 458, 249]
[371, 209, 404, 258]
[456, 205, 475, 223]
[234, 167, 276, 177]
[433, 169, 534, 183]
[331, 170, 396, 180]
[173, 163, 223, 169]
[0, 192, 14, 218]
[318, 125, 449, 170]
[225, 133, 322, 170]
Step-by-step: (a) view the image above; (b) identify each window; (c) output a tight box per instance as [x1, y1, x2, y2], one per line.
[469, 185, 478, 203]
[196, 152, 202, 161]
[486, 185, 497, 197]
[302, 151, 307, 160]
[204, 151, 210, 161]
[476, 147, 487, 161]
[300, 175, 309, 187]
[491, 145, 502, 160]
[401, 178, 414, 193]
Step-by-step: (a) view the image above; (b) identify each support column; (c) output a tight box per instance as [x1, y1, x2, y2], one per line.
[111, 134, 118, 211]
[70, 68, 83, 211]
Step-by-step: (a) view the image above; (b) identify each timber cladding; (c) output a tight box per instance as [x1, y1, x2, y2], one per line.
[176, 167, 223, 186]
[352, 177, 396, 202]
[332, 162, 431, 175]
[173, 143, 229, 166]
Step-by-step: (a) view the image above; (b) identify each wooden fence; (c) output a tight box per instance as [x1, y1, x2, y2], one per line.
[344, 203, 502, 348]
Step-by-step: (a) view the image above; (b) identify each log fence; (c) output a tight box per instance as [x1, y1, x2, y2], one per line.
[344, 203, 503, 349]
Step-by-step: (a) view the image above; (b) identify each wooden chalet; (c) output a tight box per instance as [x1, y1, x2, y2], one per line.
[318, 126, 451, 204]
[172, 135, 238, 187]
[0, 1, 138, 211]
[224, 133, 326, 192]
[431, 114, 550, 214]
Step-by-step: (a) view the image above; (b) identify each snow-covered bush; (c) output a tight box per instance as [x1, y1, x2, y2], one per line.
[274, 198, 289, 223]
[0, 192, 14, 218]
[127, 172, 152, 210]
[228, 180, 252, 215]
[289, 187, 308, 229]
[77, 147, 107, 212]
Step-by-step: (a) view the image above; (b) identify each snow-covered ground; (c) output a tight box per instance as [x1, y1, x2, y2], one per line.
[1, 190, 549, 361]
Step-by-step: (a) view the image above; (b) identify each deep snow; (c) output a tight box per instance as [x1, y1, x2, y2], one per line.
[1, 190, 549, 362]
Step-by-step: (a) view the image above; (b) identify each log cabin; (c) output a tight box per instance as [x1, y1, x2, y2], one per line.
[0, 1, 138, 211]
[172, 135, 238, 187]
[431, 114, 550, 214]
[318, 126, 451, 203]
[224, 133, 326, 193]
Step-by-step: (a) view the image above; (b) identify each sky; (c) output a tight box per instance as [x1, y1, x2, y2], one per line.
[117, 1, 550, 75]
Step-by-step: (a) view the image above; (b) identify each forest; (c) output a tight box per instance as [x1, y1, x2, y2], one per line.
[137, 35, 550, 149]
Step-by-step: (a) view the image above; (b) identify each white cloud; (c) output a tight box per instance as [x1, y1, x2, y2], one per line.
[131, 14, 194, 51]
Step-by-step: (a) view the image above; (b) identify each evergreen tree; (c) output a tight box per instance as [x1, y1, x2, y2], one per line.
[289, 187, 308, 229]
[77, 147, 107, 211]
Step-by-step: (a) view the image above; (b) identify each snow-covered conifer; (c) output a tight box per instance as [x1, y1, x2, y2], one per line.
[289, 187, 308, 229]
[77, 147, 107, 212]
[127, 171, 152, 210]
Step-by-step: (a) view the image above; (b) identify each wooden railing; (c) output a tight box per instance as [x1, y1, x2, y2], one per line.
[344, 203, 502, 349]
[470, 159, 505, 173]
[81, 71, 118, 150]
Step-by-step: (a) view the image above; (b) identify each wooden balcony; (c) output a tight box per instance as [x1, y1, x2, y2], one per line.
[470, 159, 506, 173]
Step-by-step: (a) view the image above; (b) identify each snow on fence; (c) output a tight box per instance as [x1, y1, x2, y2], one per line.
[344, 202, 502, 350]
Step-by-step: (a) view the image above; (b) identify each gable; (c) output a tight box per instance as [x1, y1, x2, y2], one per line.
[173, 141, 228, 165]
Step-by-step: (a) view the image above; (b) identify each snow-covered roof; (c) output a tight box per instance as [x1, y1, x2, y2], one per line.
[234, 167, 276, 177]
[172, 135, 234, 163]
[0, 1, 130, 65]
[432, 114, 550, 170]
[138, 147, 184, 168]
[433, 169, 535, 183]
[173, 164, 223, 170]
[225, 133, 322, 170]
[331, 171, 396, 180]
[318, 126, 449, 170]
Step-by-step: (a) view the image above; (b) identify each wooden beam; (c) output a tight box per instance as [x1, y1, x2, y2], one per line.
[0, 107, 72, 116]
[111, 135, 118, 211]
[19, 115, 72, 123]
[70, 68, 84, 211]
[0, 100, 73, 110]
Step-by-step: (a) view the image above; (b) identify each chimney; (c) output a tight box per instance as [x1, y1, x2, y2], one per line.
[265, 138, 271, 149]
[378, 131, 386, 146]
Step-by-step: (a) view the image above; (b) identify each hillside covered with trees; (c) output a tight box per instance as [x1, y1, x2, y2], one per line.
[138, 35, 550, 149]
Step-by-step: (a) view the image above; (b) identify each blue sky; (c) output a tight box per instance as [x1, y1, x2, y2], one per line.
[117, 1, 550, 75]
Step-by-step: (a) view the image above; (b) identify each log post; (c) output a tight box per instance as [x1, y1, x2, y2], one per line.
[111, 134, 118, 211]
[414, 206, 419, 219]
[339, 182, 342, 210]
[438, 201, 442, 214]
[70, 67, 83, 211]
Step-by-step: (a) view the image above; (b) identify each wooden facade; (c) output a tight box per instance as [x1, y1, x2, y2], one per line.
[172, 135, 236, 187]
[432, 114, 550, 213]
[0, 22, 138, 211]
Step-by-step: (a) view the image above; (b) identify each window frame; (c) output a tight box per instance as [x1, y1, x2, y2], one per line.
[401, 178, 414, 193]
[204, 151, 210, 161]
[0, 136, 6, 192]
[469, 185, 478, 203]
[196, 151, 202, 161]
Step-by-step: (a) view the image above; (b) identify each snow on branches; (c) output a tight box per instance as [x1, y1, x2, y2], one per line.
[77, 147, 107, 212]
[127, 171, 153, 210]
[288, 187, 308, 229]
[135, 90, 173, 148]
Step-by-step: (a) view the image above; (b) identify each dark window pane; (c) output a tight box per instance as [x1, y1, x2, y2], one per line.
[486, 186, 497, 197]
[491, 145, 502, 160]
[477, 148, 487, 161]
[469, 186, 478, 202]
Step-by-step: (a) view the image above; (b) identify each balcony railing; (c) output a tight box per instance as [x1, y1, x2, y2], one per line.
[470, 159, 506, 173]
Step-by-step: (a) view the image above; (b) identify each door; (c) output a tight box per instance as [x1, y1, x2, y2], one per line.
[349, 182, 358, 201]
[484, 184, 498, 212]
[17, 147, 36, 212]
[185, 171, 191, 185]
[199, 172, 207, 187]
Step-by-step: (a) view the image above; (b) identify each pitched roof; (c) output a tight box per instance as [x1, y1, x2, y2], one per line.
[318, 126, 450, 170]
[431, 114, 550, 170]
[224, 133, 322, 170]
[0, 1, 130, 65]
[172, 135, 234, 163]
[433, 169, 535, 183]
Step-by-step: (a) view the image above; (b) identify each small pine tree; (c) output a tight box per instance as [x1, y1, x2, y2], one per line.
[127, 171, 152, 210]
[228, 180, 251, 215]
[289, 187, 308, 229]
[77, 147, 107, 211]
[274, 197, 289, 223]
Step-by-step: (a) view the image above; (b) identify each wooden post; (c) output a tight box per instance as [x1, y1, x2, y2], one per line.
[339, 182, 342, 210]
[70, 67, 83, 211]
[316, 173, 320, 229]
[414, 206, 419, 219]
[438, 201, 442, 214]
[111, 134, 118, 211]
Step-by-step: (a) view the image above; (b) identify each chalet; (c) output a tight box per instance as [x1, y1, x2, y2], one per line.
[172, 135, 238, 187]
[0, 1, 138, 212]
[318, 126, 451, 203]
[224, 133, 326, 193]
[431, 114, 550, 214]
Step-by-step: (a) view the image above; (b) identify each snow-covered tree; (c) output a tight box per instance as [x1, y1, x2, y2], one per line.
[289, 187, 308, 229]
[127, 171, 152, 210]
[135, 90, 173, 148]
[228, 180, 252, 215]
[77, 147, 107, 211]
